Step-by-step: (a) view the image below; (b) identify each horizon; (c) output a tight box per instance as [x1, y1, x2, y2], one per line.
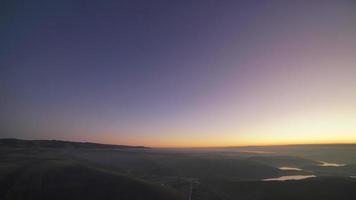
[1, 1, 356, 147]
[2, 137, 356, 149]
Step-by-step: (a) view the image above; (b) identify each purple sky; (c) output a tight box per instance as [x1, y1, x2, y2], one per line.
[1, 0, 356, 147]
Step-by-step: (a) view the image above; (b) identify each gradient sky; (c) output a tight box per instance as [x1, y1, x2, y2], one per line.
[1, 0, 356, 147]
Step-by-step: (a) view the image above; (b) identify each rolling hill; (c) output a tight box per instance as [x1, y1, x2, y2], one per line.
[0, 159, 181, 200]
[0, 138, 147, 149]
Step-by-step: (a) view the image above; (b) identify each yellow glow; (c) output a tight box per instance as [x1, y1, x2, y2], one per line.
[94, 109, 356, 148]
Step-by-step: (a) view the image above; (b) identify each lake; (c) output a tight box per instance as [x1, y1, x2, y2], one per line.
[319, 161, 346, 167]
[262, 175, 316, 181]
[279, 167, 302, 171]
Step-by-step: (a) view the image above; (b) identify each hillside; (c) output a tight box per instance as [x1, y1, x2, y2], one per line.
[0, 158, 181, 200]
[0, 138, 147, 149]
[1, 143, 356, 200]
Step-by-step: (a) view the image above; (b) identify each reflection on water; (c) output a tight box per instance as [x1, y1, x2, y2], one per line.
[262, 175, 316, 181]
[238, 150, 274, 154]
[350, 176, 356, 178]
[319, 161, 346, 167]
[279, 167, 302, 171]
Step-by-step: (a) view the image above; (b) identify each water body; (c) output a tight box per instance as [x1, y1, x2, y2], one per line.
[350, 176, 356, 178]
[319, 161, 346, 167]
[279, 167, 302, 171]
[237, 150, 274, 154]
[262, 175, 316, 181]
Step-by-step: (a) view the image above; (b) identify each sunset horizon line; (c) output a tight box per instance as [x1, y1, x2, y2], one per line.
[3, 137, 356, 149]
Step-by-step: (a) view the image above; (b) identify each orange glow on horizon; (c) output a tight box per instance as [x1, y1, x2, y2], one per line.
[93, 135, 356, 148]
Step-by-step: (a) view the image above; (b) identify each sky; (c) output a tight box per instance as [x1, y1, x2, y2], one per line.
[1, 0, 356, 147]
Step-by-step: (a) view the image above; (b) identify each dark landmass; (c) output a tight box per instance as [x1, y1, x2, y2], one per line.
[1, 141, 356, 200]
[0, 157, 180, 200]
[247, 155, 319, 168]
[0, 138, 147, 149]
[204, 177, 356, 200]
[236, 143, 356, 165]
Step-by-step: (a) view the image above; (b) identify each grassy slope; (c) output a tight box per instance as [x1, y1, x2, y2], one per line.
[69, 150, 282, 180]
[0, 150, 182, 200]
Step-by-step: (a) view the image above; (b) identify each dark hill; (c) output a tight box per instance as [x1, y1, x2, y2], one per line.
[0, 159, 181, 200]
[0, 138, 147, 149]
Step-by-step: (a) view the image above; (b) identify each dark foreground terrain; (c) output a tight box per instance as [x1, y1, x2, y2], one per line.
[1, 139, 356, 200]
